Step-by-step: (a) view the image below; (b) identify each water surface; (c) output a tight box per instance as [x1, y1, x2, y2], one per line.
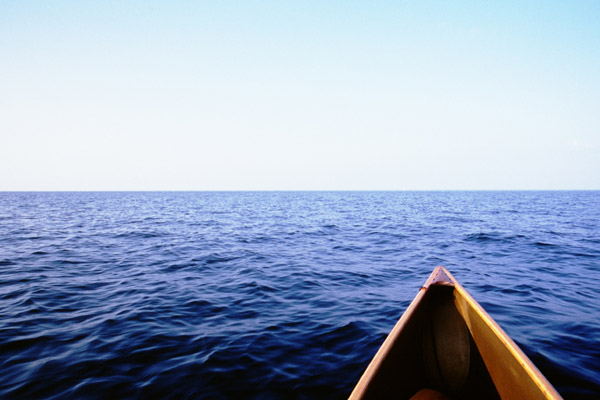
[0, 191, 599, 399]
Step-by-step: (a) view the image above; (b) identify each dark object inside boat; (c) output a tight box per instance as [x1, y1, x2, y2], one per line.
[363, 283, 500, 399]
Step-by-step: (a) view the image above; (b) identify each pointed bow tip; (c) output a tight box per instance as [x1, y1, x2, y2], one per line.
[426, 266, 455, 288]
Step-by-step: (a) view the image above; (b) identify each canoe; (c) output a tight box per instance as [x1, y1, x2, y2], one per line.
[348, 266, 562, 400]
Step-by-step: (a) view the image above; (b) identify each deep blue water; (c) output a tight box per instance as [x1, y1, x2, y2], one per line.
[0, 191, 599, 399]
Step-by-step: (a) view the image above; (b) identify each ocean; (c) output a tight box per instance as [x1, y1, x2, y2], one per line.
[0, 191, 598, 399]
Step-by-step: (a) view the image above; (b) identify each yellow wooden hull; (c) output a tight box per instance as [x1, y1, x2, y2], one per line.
[349, 266, 562, 400]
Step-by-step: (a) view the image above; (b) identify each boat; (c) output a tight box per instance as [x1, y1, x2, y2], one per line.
[348, 266, 562, 400]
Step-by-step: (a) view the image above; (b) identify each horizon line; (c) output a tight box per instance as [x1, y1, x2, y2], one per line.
[1, 189, 599, 193]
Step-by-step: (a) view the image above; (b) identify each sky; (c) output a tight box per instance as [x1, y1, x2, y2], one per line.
[1, 1, 599, 190]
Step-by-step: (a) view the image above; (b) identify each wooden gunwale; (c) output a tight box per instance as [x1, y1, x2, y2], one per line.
[446, 268, 561, 400]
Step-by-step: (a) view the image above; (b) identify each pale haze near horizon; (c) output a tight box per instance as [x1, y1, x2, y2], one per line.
[1, 1, 599, 191]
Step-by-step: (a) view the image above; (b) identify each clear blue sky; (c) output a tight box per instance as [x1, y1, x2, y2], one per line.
[1, 1, 599, 190]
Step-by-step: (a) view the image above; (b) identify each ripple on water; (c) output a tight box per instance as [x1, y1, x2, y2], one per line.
[0, 191, 599, 399]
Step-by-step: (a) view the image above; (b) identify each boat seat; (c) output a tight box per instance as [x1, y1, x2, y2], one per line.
[409, 388, 451, 400]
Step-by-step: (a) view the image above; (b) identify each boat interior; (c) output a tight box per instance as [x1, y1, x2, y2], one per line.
[359, 283, 501, 399]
